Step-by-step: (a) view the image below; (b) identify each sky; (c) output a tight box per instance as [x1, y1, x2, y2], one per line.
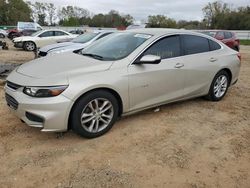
[28, 0, 250, 22]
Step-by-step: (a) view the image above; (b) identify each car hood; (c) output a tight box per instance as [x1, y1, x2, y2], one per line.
[43, 42, 89, 53]
[39, 42, 76, 52]
[16, 52, 113, 79]
[13, 36, 37, 42]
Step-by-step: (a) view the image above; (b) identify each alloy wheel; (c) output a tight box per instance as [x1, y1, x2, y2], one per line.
[80, 98, 114, 133]
[25, 42, 35, 51]
[213, 75, 228, 98]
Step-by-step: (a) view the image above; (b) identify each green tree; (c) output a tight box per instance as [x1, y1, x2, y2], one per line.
[202, 1, 230, 29]
[0, 0, 31, 25]
[147, 15, 177, 28]
[27, 1, 48, 25]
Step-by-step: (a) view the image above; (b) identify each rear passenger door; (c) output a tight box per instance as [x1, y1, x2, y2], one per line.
[180, 35, 220, 97]
[54, 31, 70, 41]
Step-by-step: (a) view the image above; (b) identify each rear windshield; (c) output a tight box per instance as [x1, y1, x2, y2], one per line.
[72, 33, 99, 43]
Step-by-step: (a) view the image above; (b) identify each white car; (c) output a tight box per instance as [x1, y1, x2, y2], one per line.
[38, 31, 114, 57]
[0, 29, 7, 38]
[13, 29, 77, 51]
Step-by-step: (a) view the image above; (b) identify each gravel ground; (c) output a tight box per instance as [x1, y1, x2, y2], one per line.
[0, 41, 249, 188]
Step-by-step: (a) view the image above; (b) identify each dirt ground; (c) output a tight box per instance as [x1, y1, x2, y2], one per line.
[0, 40, 249, 188]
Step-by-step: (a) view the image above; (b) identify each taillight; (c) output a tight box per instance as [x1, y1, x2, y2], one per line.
[237, 53, 241, 62]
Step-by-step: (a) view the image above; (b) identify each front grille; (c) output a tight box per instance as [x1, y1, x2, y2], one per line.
[5, 93, 19, 110]
[6, 81, 22, 90]
[38, 51, 47, 57]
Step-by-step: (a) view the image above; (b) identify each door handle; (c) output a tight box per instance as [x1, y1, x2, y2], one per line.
[210, 57, 217, 62]
[175, 63, 184, 68]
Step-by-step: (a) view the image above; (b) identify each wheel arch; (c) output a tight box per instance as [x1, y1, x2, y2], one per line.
[219, 68, 232, 85]
[24, 40, 37, 51]
[67, 87, 124, 130]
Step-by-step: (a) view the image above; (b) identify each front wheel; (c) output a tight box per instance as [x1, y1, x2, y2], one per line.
[0, 34, 5, 38]
[70, 90, 119, 138]
[206, 70, 230, 101]
[24, 41, 36, 51]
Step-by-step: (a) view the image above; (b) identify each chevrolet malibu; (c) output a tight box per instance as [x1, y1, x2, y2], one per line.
[5, 29, 241, 138]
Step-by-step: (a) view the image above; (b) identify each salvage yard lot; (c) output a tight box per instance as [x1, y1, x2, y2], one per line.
[0, 42, 249, 187]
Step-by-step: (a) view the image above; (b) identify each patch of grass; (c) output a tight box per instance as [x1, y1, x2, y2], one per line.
[240, 40, 250, 45]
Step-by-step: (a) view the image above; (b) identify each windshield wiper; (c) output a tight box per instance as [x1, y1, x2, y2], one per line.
[82, 53, 104, 60]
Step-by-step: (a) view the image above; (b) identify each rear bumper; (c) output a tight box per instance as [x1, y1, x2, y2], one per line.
[4, 84, 73, 132]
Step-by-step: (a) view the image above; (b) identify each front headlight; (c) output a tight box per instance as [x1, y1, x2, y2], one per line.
[23, 85, 68, 97]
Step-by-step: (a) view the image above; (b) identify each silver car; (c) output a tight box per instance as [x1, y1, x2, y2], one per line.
[38, 31, 114, 57]
[5, 29, 241, 138]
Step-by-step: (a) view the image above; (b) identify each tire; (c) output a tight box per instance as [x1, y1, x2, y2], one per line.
[0, 34, 5, 38]
[234, 46, 239, 52]
[206, 70, 230, 101]
[70, 90, 119, 138]
[24, 41, 36, 51]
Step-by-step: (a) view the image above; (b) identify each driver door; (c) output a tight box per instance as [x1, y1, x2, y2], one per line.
[37, 31, 55, 47]
[128, 35, 186, 111]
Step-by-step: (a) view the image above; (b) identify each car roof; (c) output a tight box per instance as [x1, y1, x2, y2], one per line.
[42, 29, 70, 33]
[93, 30, 115, 34]
[124, 28, 203, 36]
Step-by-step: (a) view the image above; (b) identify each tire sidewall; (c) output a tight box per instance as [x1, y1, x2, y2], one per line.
[208, 70, 230, 101]
[71, 90, 119, 138]
[24, 41, 36, 51]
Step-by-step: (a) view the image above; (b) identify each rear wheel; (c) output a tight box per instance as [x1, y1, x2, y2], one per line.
[24, 41, 36, 51]
[0, 34, 5, 38]
[206, 70, 230, 101]
[70, 90, 119, 138]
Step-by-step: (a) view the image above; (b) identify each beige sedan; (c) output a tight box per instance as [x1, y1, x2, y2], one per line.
[5, 29, 241, 138]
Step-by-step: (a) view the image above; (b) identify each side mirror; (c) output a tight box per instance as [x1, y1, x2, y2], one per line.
[137, 55, 161, 64]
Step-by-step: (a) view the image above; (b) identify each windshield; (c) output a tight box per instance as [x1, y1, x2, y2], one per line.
[72, 32, 99, 43]
[31, 30, 43, 37]
[81, 32, 152, 61]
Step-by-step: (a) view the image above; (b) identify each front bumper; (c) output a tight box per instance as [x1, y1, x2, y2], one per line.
[4, 84, 73, 132]
[14, 41, 23, 48]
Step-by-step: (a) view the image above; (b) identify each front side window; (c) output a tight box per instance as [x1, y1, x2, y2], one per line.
[143, 35, 181, 59]
[82, 32, 152, 61]
[39, 31, 54, 38]
[182, 35, 210, 55]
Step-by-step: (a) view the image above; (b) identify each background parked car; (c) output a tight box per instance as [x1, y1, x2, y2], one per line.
[38, 30, 114, 57]
[7, 29, 38, 39]
[201, 30, 240, 51]
[0, 29, 7, 38]
[69, 29, 84, 35]
[13, 29, 78, 51]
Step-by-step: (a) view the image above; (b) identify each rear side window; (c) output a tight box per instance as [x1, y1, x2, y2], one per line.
[209, 40, 221, 51]
[182, 35, 210, 55]
[55, 31, 68, 36]
[224, 32, 232, 39]
[143, 35, 181, 59]
[216, 31, 224, 39]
